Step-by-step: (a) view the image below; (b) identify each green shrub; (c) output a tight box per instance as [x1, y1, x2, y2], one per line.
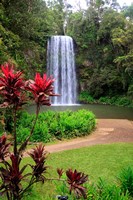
[109, 96, 118, 104]
[16, 110, 96, 143]
[98, 96, 133, 107]
[52, 175, 131, 200]
[31, 121, 51, 143]
[117, 166, 133, 197]
[115, 97, 132, 107]
[98, 96, 111, 104]
[79, 91, 133, 107]
[17, 126, 30, 143]
[79, 91, 95, 103]
[87, 178, 129, 200]
[17, 115, 51, 143]
[17, 111, 34, 129]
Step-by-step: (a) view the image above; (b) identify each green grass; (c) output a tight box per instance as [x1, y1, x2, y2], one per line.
[19, 143, 133, 199]
[46, 143, 133, 182]
[1, 143, 133, 199]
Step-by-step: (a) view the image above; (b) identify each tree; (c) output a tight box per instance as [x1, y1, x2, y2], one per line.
[0, 0, 49, 77]
[112, 20, 133, 94]
[122, 3, 133, 20]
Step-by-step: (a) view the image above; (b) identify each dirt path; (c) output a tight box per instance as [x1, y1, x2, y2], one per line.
[42, 119, 133, 153]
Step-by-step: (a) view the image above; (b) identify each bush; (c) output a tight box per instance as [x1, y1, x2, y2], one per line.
[79, 91, 95, 104]
[17, 109, 96, 143]
[16, 126, 29, 143]
[98, 96, 133, 107]
[79, 91, 133, 107]
[117, 166, 133, 197]
[115, 97, 132, 107]
[87, 178, 130, 200]
[53, 173, 131, 200]
[98, 96, 111, 104]
[31, 121, 51, 143]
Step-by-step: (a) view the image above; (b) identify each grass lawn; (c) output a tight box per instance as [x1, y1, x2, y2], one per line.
[18, 142, 133, 200]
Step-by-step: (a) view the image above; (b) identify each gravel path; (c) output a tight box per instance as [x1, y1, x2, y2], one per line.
[42, 119, 133, 153]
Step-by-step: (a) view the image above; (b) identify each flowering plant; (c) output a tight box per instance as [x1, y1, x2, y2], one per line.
[0, 63, 88, 199]
[0, 63, 58, 199]
[57, 168, 88, 199]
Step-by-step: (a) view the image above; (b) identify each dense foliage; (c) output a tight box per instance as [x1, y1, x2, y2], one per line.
[88, 165, 133, 200]
[67, 2, 133, 101]
[1, 109, 96, 143]
[79, 91, 133, 107]
[0, 0, 133, 101]
[22, 165, 133, 199]
[50, 166, 133, 200]
[0, 63, 91, 200]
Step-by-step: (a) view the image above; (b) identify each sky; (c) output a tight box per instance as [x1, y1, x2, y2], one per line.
[118, 0, 133, 6]
[67, 0, 133, 9]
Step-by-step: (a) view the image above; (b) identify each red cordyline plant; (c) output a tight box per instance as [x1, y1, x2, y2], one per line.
[0, 63, 58, 200]
[57, 168, 88, 199]
[0, 63, 88, 200]
[66, 169, 88, 199]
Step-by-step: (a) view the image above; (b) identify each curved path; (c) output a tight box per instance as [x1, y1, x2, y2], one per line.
[44, 119, 133, 153]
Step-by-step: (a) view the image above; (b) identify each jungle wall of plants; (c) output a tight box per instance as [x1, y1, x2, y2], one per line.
[0, 0, 133, 103]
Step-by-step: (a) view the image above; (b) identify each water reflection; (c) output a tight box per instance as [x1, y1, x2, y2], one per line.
[26, 104, 133, 120]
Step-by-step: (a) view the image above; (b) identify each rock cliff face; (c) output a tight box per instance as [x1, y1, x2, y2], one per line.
[76, 56, 94, 93]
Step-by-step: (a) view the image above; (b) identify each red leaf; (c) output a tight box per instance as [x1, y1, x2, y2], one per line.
[66, 169, 88, 199]
[26, 73, 59, 106]
[0, 63, 25, 108]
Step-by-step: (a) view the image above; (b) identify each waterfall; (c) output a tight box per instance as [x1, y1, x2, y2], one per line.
[47, 36, 77, 105]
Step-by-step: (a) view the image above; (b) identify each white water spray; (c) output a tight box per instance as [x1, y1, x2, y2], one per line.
[47, 36, 77, 104]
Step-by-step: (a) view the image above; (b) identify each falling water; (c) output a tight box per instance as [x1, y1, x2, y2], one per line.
[47, 36, 77, 104]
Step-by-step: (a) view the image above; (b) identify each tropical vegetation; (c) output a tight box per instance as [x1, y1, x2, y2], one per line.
[0, 0, 133, 103]
[0, 63, 95, 200]
[0, 63, 60, 200]
[0, 0, 133, 199]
